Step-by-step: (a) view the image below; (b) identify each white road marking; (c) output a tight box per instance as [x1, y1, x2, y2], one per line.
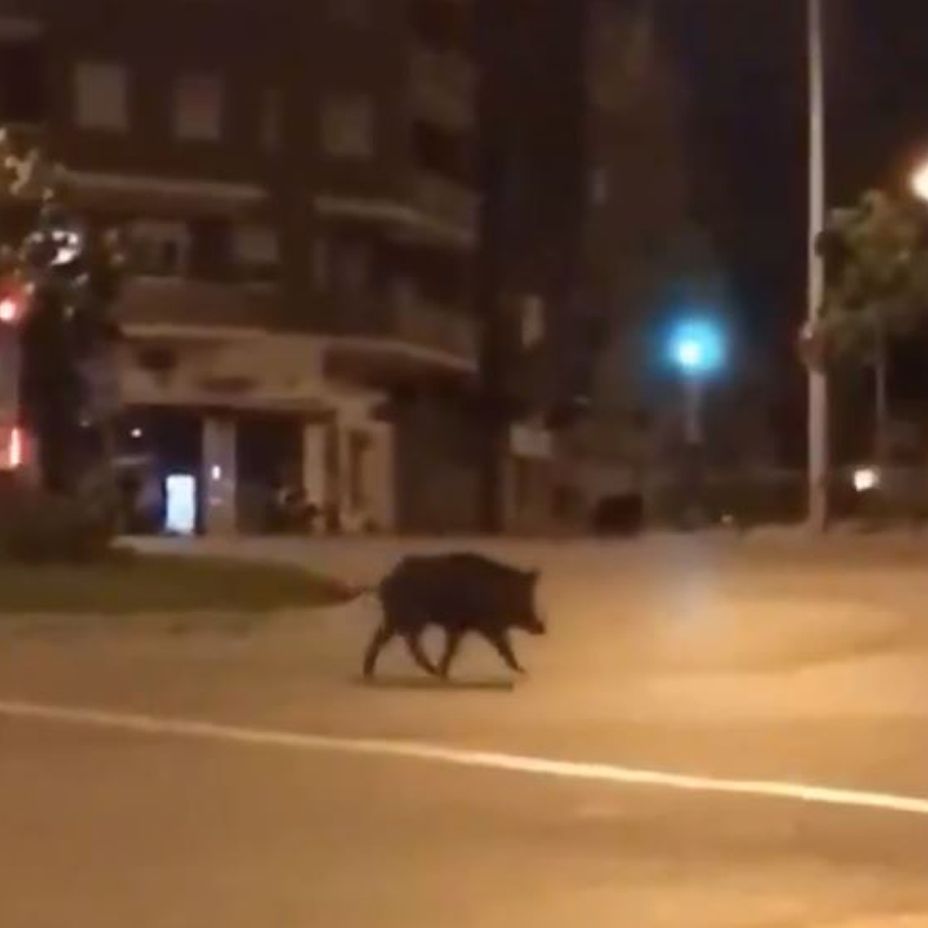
[2, 699, 928, 818]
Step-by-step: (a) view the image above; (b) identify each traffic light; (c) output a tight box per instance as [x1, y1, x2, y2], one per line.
[0, 280, 29, 325]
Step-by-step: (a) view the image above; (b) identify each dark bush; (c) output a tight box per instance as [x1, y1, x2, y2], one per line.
[0, 477, 115, 563]
[703, 475, 806, 528]
[647, 473, 807, 530]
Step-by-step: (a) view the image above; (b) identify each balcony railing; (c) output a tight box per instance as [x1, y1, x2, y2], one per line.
[393, 298, 477, 361]
[329, 292, 478, 368]
[119, 277, 477, 377]
[409, 171, 478, 234]
[116, 276, 277, 331]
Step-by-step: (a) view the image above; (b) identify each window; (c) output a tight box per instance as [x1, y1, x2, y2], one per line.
[174, 72, 223, 141]
[233, 223, 279, 282]
[130, 220, 189, 277]
[73, 61, 127, 131]
[260, 88, 280, 151]
[0, 37, 46, 123]
[320, 94, 373, 159]
[188, 218, 232, 280]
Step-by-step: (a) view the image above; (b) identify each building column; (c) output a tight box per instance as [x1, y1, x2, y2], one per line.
[302, 422, 327, 532]
[368, 424, 395, 532]
[506, 422, 555, 534]
[202, 415, 238, 535]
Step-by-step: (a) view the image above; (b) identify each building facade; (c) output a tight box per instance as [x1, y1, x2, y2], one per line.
[568, 0, 692, 516]
[0, 0, 483, 534]
[475, 0, 691, 531]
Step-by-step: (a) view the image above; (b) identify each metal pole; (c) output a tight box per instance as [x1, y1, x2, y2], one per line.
[682, 375, 704, 527]
[873, 318, 888, 469]
[683, 375, 703, 447]
[807, 0, 829, 531]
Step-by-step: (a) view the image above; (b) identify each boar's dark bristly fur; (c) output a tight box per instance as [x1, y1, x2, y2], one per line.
[362, 553, 545, 679]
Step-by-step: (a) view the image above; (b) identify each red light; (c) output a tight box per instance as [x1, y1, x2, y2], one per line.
[9, 427, 22, 469]
[0, 297, 18, 323]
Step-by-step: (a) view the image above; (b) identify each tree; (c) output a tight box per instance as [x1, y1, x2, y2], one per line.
[817, 190, 928, 469]
[0, 129, 126, 502]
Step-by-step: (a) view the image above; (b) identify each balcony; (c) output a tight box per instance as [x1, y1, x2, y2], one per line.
[393, 298, 477, 360]
[119, 276, 476, 364]
[315, 170, 477, 247]
[325, 293, 478, 383]
[115, 276, 278, 334]
[408, 171, 478, 237]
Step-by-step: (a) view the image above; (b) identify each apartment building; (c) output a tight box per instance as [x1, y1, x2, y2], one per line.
[0, 0, 482, 534]
[477, 0, 691, 530]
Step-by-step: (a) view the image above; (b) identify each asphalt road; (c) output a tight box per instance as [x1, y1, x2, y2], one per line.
[5, 534, 928, 926]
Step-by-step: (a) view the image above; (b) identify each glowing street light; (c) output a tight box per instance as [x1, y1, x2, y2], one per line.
[853, 466, 880, 494]
[912, 161, 928, 203]
[669, 318, 726, 378]
[674, 339, 703, 371]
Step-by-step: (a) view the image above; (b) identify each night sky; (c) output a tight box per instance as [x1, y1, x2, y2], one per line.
[655, 0, 928, 453]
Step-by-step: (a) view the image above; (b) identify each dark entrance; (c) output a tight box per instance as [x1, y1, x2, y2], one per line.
[236, 413, 304, 533]
[115, 407, 202, 534]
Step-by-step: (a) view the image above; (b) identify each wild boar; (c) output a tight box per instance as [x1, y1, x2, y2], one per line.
[362, 553, 545, 680]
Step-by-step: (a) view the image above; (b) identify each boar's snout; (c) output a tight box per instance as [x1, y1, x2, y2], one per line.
[523, 614, 546, 636]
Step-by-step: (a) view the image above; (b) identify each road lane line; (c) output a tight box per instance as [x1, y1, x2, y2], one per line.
[3, 698, 928, 818]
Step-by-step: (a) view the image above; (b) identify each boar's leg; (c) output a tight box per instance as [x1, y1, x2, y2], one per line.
[362, 624, 395, 678]
[438, 628, 464, 679]
[403, 630, 440, 677]
[486, 630, 526, 674]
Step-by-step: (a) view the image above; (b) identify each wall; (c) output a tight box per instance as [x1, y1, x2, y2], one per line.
[118, 326, 400, 533]
[392, 390, 481, 534]
[331, 390, 395, 533]
[120, 330, 338, 412]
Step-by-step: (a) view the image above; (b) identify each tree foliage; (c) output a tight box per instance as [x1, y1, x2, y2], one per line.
[818, 190, 928, 361]
[816, 189, 928, 465]
[0, 130, 126, 500]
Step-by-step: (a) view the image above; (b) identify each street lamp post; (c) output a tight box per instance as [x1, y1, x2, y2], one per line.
[682, 375, 703, 446]
[807, 0, 829, 532]
[669, 318, 725, 527]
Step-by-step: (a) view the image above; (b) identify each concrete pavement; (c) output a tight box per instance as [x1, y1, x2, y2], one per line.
[5, 535, 928, 925]
[6, 716, 928, 928]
